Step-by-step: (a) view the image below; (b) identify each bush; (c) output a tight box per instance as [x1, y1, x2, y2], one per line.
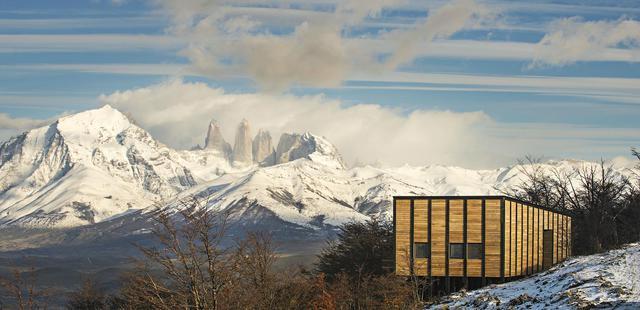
[315, 218, 393, 281]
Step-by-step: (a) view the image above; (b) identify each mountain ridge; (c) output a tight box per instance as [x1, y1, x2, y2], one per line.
[0, 105, 636, 232]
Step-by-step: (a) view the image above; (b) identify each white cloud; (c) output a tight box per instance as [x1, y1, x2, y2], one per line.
[153, 0, 489, 90]
[530, 18, 640, 68]
[0, 113, 50, 131]
[382, 0, 493, 70]
[99, 80, 637, 168]
[0, 113, 64, 142]
[99, 80, 499, 167]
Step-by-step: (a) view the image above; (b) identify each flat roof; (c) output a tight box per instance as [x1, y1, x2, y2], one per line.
[393, 195, 573, 217]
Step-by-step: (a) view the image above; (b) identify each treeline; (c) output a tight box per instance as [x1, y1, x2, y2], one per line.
[0, 205, 423, 309]
[507, 150, 640, 255]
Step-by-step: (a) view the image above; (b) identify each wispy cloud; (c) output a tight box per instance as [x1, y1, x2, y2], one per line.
[9, 63, 640, 103]
[530, 17, 640, 68]
[0, 16, 163, 30]
[0, 34, 184, 53]
[351, 71, 640, 100]
[3, 64, 188, 76]
[153, 0, 491, 91]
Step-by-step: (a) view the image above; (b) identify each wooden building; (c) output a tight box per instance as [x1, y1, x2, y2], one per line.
[394, 196, 572, 291]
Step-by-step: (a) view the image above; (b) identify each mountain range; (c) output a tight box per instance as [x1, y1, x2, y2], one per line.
[0, 105, 636, 238]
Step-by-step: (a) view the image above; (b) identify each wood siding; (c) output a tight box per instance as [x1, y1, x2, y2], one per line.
[394, 196, 572, 280]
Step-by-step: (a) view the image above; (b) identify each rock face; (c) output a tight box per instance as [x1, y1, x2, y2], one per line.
[232, 119, 253, 164]
[275, 133, 346, 169]
[252, 130, 276, 166]
[204, 120, 232, 158]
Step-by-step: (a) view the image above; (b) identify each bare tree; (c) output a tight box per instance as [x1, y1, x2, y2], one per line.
[65, 279, 106, 310]
[120, 196, 232, 309]
[0, 265, 52, 309]
[505, 156, 640, 255]
[228, 232, 278, 309]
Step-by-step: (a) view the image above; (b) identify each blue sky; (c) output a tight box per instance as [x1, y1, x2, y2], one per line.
[0, 0, 639, 168]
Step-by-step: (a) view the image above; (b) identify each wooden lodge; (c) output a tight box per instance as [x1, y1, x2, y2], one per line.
[394, 196, 572, 293]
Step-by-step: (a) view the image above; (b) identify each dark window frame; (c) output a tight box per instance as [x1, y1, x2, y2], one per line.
[467, 243, 483, 259]
[449, 243, 464, 259]
[414, 242, 430, 258]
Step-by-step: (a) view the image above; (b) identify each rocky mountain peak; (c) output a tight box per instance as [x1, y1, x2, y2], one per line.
[253, 129, 275, 166]
[204, 119, 232, 158]
[275, 132, 345, 169]
[232, 119, 253, 164]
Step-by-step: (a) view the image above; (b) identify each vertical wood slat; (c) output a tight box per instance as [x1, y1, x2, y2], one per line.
[431, 199, 447, 276]
[568, 217, 572, 257]
[466, 199, 482, 277]
[485, 199, 501, 278]
[395, 199, 411, 275]
[500, 198, 505, 281]
[504, 199, 511, 278]
[559, 215, 564, 262]
[512, 202, 517, 276]
[528, 206, 533, 273]
[532, 206, 537, 273]
[413, 199, 429, 276]
[515, 203, 522, 276]
[538, 208, 543, 272]
[553, 211, 557, 263]
[449, 200, 464, 276]
[523, 205, 529, 275]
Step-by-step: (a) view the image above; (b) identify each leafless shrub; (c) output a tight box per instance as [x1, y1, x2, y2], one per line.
[0, 264, 52, 309]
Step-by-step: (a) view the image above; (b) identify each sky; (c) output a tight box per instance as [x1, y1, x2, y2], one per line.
[0, 0, 639, 168]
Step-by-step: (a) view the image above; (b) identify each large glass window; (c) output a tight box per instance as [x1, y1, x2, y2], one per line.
[414, 243, 430, 258]
[467, 243, 483, 259]
[449, 243, 464, 259]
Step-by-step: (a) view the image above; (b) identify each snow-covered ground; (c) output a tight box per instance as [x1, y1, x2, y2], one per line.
[432, 243, 640, 309]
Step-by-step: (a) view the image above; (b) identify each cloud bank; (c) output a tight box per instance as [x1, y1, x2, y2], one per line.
[99, 80, 639, 168]
[100, 79, 503, 167]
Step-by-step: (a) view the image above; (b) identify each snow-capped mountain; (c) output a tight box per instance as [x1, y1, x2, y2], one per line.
[0, 105, 241, 227]
[0, 105, 636, 231]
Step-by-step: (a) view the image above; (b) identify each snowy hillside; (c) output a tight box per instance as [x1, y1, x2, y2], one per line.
[432, 243, 640, 309]
[0, 105, 636, 230]
[0, 105, 242, 227]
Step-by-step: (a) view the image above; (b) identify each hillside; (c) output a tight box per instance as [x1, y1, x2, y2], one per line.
[432, 243, 640, 309]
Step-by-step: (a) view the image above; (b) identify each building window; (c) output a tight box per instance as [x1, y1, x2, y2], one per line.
[468, 243, 483, 259]
[414, 243, 430, 258]
[449, 243, 464, 259]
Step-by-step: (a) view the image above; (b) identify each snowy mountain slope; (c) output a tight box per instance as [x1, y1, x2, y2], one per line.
[0, 105, 636, 231]
[432, 243, 640, 309]
[174, 149, 631, 231]
[0, 105, 243, 227]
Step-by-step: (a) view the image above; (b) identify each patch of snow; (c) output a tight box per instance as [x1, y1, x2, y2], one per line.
[433, 243, 640, 309]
